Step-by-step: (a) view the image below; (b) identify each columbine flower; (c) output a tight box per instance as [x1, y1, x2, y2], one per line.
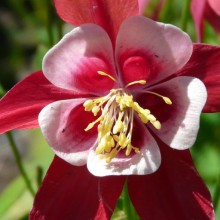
[38, 16, 207, 177]
[0, 0, 219, 219]
[191, 0, 220, 42]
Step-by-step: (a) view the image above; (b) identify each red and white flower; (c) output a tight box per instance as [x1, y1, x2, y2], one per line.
[38, 16, 206, 176]
[0, 0, 219, 219]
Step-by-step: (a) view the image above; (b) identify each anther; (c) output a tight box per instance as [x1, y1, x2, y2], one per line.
[97, 71, 118, 82]
[163, 97, 172, 105]
[153, 120, 161, 129]
[84, 116, 103, 131]
[125, 80, 147, 88]
[146, 91, 172, 105]
[83, 99, 94, 111]
[92, 105, 100, 116]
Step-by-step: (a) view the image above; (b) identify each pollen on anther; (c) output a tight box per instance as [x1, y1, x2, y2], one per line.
[163, 97, 172, 105]
[153, 120, 161, 129]
[92, 106, 100, 116]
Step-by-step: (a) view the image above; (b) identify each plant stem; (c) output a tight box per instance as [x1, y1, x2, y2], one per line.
[36, 166, 43, 188]
[56, 19, 63, 41]
[46, 0, 54, 47]
[181, 0, 191, 31]
[6, 131, 35, 197]
[213, 174, 220, 210]
[160, 0, 172, 22]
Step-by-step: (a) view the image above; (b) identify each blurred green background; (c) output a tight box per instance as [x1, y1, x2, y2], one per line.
[0, 0, 219, 219]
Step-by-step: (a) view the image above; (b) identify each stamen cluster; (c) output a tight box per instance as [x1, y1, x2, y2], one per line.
[83, 71, 172, 163]
[84, 89, 162, 163]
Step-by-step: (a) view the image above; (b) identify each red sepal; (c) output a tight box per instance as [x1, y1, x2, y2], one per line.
[54, 0, 138, 44]
[0, 71, 76, 134]
[128, 140, 214, 220]
[30, 156, 126, 220]
[177, 44, 220, 113]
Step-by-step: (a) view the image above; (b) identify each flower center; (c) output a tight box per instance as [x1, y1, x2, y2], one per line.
[83, 71, 172, 163]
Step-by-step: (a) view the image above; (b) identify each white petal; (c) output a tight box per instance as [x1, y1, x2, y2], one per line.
[38, 99, 97, 166]
[87, 122, 161, 176]
[43, 24, 116, 95]
[151, 76, 207, 149]
[116, 16, 192, 86]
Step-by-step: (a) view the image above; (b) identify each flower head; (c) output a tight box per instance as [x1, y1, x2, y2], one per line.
[38, 16, 207, 176]
[0, 1, 218, 219]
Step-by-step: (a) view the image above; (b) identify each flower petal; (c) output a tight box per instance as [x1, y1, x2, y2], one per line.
[116, 16, 192, 86]
[177, 44, 220, 113]
[43, 24, 116, 96]
[138, 0, 149, 14]
[39, 99, 97, 166]
[204, 3, 220, 34]
[208, 0, 220, 16]
[146, 76, 207, 150]
[0, 71, 76, 134]
[128, 142, 215, 220]
[30, 156, 126, 220]
[190, 0, 206, 42]
[54, 0, 138, 43]
[87, 118, 161, 176]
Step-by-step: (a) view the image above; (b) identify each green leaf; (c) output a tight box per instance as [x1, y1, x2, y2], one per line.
[0, 176, 33, 220]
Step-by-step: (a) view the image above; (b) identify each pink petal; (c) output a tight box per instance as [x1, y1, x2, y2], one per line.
[146, 76, 207, 150]
[208, 0, 220, 15]
[39, 99, 98, 166]
[87, 118, 161, 176]
[177, 44, 220, 113]
[30, 156, 126, 220]
[54, 0, 138, 44]
[190, 0, 206, 42]
[116, 16, 192, 87]
[138, 0, 149, 14]
[128, 141, 215, 220]
[0, 71, 76, 134]
[204, 3, 220, 34]
[43, 24, 117, 96]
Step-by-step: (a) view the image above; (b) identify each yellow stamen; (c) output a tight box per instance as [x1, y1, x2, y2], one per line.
[125, 144, 132, 156]
[163, 97, 172, 105]
[84, 89, 162, 162]
[84, 116, 103, 131]
[113, 112, 124, 134]
[83, 99, 94, 111]
[125, 80, 147, 88]
[152, 120, 161, 129]
[83, 71, 172, 164]
[146, 91, 172, 105]
[97, 71, 118, 82]
[92, 105, 100, 116]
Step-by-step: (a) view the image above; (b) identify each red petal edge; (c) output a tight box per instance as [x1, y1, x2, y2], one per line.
[30, 156, 126, 220]
[0, 71, 77, 134]
[128, 140, 215, 220]
[54, 0, 138, 44]
[177, 44, 220, 113]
